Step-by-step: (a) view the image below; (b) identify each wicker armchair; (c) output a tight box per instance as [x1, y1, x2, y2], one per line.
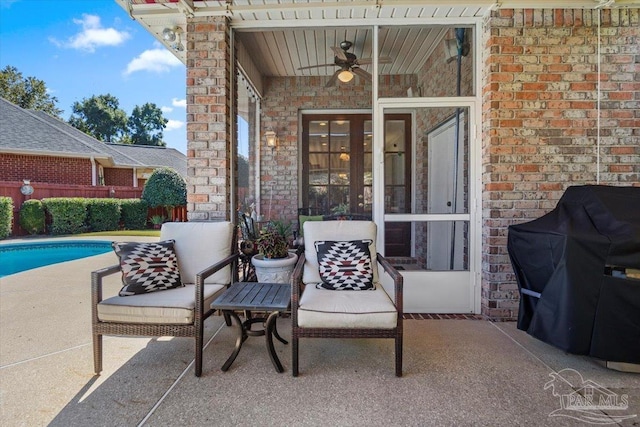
[291, 221, 403, 377]
[91, 221, 238, 377]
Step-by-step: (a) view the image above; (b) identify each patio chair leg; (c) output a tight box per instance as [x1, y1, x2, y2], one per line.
[395, 335, 403, 377]
[292, 335, 299, 377]
[195, 331, 203, 377]
[93, 333, 102, 375]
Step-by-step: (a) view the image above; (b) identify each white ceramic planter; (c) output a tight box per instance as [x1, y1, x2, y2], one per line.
[251, 252, 298, 283]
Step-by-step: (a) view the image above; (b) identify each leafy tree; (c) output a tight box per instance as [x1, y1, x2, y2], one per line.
[238, 155, 249, 188]
[141, 168, 187, 219]
[68, 94, 128, 142]
[128, 102, 168, 146]
[0, 65, 62, 117]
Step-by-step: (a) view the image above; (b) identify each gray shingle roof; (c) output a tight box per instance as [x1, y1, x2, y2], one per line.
[0, 97, 107, 159]
[0, 97, 186, 177]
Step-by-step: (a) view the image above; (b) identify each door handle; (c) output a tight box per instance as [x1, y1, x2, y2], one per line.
[447, 201, 452, 207]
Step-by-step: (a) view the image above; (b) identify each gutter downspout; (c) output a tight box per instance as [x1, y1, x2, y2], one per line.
[450, 28, 466, 269]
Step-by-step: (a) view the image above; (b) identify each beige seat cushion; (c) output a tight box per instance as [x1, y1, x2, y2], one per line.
[160, 221, 234, 285]
[297, 284, 397, 329]
[303, 220, 379, 285]
[97, 284, 225, 324]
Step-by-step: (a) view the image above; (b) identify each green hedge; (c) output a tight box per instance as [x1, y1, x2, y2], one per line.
[0, 196, 13, 239]
[42, 197, 88, 235]
[119, 198, 148, 230]
[87, 198, 121, 232]
[19, 199, 45, 235]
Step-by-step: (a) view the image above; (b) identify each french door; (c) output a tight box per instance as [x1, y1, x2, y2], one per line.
[301, 113, 412, 256]
[301, 114, 372, 217]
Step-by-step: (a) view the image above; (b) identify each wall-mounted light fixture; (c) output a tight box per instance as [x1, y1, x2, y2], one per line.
[338, 69, 354, 83]
[265, 129, 278, 149]
[20, 179, 34, 196]
[162, 26, 184, 52]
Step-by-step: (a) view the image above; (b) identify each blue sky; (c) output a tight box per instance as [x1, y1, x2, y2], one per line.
[0, 0, 187, 153]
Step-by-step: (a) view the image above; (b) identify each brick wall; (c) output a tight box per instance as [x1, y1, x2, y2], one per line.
[103, 168, 134, 186]
[482, 8, 640, 319]
[186, 16, 232, 221]
[260, 75, 414, 224]
[0, 154, 92, 184]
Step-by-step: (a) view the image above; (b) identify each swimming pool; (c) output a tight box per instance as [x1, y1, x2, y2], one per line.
[0, 240, 113, 277]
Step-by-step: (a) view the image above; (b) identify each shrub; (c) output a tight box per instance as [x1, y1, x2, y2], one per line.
[87, 198, 121, 232]
[119, 199, 148, 230]
[0, 196, 13, 239]
[42, 197, 88, 235]
[19, 199, 45, 235]
[141, 167, 187, 218]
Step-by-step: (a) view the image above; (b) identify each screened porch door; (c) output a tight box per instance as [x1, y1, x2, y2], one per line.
[376, 103, 479, 314]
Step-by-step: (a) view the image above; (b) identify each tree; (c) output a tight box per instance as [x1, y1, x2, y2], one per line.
[68, 94, 128, 142]
[0, 66, 62, 117]
[128, 102, 168, 146]
[141, 167, 187, 220]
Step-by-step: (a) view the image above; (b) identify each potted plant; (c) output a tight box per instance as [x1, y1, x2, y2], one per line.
[149, 214, 166, 229]
[251, 220, 298, 283]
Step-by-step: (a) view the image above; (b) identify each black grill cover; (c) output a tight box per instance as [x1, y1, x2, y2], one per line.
[508, 185, 640, 364]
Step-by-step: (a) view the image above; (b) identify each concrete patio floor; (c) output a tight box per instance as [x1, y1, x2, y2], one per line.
[1, 236, 639, 426]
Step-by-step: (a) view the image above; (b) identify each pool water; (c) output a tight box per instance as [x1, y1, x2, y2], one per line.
[0, 240, 113, 277]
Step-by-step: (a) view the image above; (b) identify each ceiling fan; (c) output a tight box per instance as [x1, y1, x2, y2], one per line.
[298, 40, 392, 87]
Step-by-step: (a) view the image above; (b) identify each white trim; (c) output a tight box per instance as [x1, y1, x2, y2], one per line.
[385, 214, 471, 222]
[91, 156, 97, 186]
[231, 16, 485, 30]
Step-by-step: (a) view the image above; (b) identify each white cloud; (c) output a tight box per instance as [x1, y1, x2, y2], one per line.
[162, 98, 185, 114]
[172, 98, 186, 108]
[50, 14, 130, 52]
[165, 119, 185, 131]
[124, 48, 182, 75]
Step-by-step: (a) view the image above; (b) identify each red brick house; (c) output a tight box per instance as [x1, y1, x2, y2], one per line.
[118, 0, 639, 319]
[0, 97, 187, 231]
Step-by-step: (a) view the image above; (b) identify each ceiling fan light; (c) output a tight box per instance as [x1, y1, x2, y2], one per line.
[338, 70, 354, 83]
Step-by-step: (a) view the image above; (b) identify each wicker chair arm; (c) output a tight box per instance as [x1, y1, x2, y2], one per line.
[195, 253, 239, 286]
[377, 253, 403, 314]
[194, 252, 239, 317]
[91, 264, 121, 304]
[290, 252, 305, 316]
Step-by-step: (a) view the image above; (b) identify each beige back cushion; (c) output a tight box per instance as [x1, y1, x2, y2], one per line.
[302, 220, 379, 284]
[161, 221, 234, 285]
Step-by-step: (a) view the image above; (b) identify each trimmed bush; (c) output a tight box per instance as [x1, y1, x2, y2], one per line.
[0, 196, 13, 239]
[142, 167, 187, 218]
[87, 198, 121, 232]
[119, 199, 148, 230]
[19, 199, 45, 235]
[42, 198, 88, 235]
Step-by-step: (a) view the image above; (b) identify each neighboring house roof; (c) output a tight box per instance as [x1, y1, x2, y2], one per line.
[0, 97, 186, 177]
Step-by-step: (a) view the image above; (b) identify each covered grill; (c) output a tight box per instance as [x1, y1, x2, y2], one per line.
[508, 185, 640, 364]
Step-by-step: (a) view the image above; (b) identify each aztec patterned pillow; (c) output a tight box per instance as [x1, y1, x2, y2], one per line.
[112, 240, 183, 296]
[314, 239, 375, 290]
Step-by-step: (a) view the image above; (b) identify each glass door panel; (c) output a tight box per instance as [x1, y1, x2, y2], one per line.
[302, 114, 371, 217]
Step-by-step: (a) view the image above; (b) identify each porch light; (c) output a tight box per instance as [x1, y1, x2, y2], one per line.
[265, 130, 278, 149]
[162, 26, 184, 52]
[338, 70, 354, 83]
